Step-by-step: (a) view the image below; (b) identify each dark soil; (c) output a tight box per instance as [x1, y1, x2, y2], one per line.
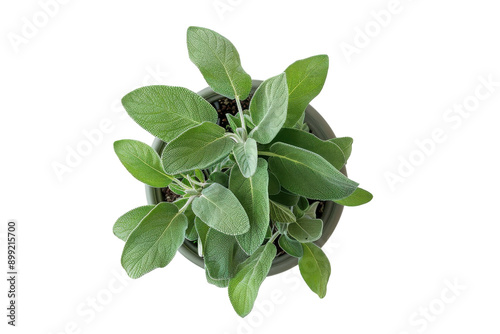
[162, 187, 181, 202]
[212, 95, 252, 129]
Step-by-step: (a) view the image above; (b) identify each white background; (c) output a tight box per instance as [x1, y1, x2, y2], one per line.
[1, 0, 499, 333]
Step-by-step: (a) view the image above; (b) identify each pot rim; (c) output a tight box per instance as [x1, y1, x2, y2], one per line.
[145, 80, 346, 276]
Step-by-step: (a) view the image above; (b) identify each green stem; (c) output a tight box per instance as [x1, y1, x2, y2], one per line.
[179, 196, 195, 213]
[235, 96, 247, 134]
[171, 177, 190, 190]
[269, 231, 280, 243]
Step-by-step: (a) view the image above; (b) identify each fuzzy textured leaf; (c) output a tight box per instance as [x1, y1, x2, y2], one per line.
[187, 26, 251, 99]
[278, 235, 303, 258]
[121, 203, 188, 279]
[233, 138, 258, 178]
[284, 55, 329, 126]
[269, 200, 296, 223]
[121, 86, 217, 142]
[329, 137, 353, 161]
[162, 122, 235, 174]
[228, 243, 277, 317]
[248, 73, 288, 144]
[299, 243, 331, 298]
[288, 217, 323, 243]
[204, 228, 247, 280]
[113, 205, 155, 241]
[267, 143, 358, 200]
[114, 139, 172, 187]
[271, 128, 345, 169]
[230, 159, 270, 255]
[334, 187, 373, 206]
[192, 183, 250, 235]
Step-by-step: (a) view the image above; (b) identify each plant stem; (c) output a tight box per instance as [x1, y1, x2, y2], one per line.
[269, 231, 280, 243]
[171, 177, 190, 190]
[235, 96, 247, 134]
[179, 196, 195, 213]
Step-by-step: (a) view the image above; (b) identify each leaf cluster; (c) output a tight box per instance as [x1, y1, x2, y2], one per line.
[113, 26, 372, 317]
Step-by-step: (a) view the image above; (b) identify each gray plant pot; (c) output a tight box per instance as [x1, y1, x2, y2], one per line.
[145, 80, 346, 276]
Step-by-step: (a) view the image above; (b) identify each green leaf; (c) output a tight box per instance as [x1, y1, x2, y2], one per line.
[278, 235, 303, 258]
[284, 55, 329, 127]
[192, 183, 250, 235]
[230, 159, 270, 255]
[113, 205, 155, 241]
[114, 139, 173, 187]
[267, 143, 358, 200]
[270, 128, 345, 169]
[204, 228, 247, 280]
[270, 189, 299, 207]
[248, 73, 288, 144]
[121, 202, 188, 279]
[267, 171, 281, 195]
[297, 196, 309, 210]
[228, 243, 277, 317]
[288, 217, 323, 243]
[329, 137, 353, 161]
[334, 187, 373, 206]
[161, 122, 235, 174]
[173, 198, 197, 241]
[233, 138, 258, 178]
[195, 169, 206, 182]
[226, 113, 242, 131]
[208, 171, 229, 187]
[122, 86, 217, 142]
[305, 202, 320, 219]
[299, 243, 331, 298]
[194, 217, 210, 256]
[206, 270, 229, 288]
[187, 26, 252, 100]
[269, 200, 296, 223]
[169, 183, 185, 195]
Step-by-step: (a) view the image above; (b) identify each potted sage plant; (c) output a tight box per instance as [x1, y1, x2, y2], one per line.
[113, 26, 372, 317]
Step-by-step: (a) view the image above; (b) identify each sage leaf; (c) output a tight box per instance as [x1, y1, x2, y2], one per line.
[113, 205, 155, 241]
[194, 217, 210, 256]
[204, 228, 247, 280]
[329, 137, 353, 161]
[121, 86, 217, 142]
[233, 138, 258, 178]
[271, 128, 345, 169]
[288, 217, 323, 243]
[195, 169, 206, 182]
[248, 73, 288, 144]
[334, 187, 373, 206]
[228, 243, 277, 317]
[173, 198, 197, 241]
[114, 139, 173, 187]
[121, 202, 188, 279]
[187, 26, 252, 99]
[230, 159, 270, 255]
[269, 189, 299, 207]
[267, 171, 281, 195]
[267, 143, 358, 201]
[304, 201, 320, 219]
[299, 243, 331, 298]
[226, 113, 242, 131]
[209, 171, 229, 187]
[278, 235, 303, 258]
[161, 122, 235, 174]
[169, 183, 185, 195]
[206, 270, 229, 288]
[192, 183, 250, 235]
[284, 55, 329, 127]
[269, 200, 296, 223]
